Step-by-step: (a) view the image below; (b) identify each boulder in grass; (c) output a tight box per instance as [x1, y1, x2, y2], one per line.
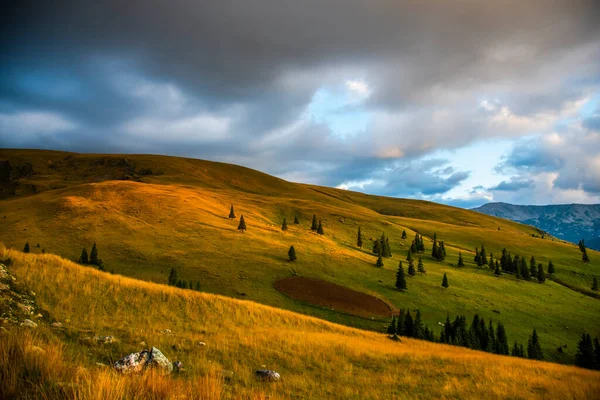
[255, 370, 281, 381]
[113, 347, 183, 375]
[21, 319, 37, 328]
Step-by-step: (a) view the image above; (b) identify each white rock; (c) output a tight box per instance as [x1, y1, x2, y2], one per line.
[21, 319, 38, 328]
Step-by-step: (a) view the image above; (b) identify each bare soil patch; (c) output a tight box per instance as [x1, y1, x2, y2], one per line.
[274, 276, 393, 318]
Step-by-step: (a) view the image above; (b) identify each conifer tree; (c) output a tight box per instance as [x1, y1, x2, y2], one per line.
[494, 262, 501, 276]
[282, 218, 288, 232]
[311, 215, 318, 231]
[293, 215, 299, 224]
[79, 248, 89, 264]
[195, 281, 201, 291]
[457, 251, 465, 267]
[592, 277, 598, 291]
[168, 268, 178, 286]
[413, 310, 424, 339]
[288, 245, 297, 261]
[537, 263, 546, 283]
[387, 316, 397, 334]
[488, 320, 496, 352]
[23, 242, 30, 253]
[520, 258, 530, 280]
[529, 256, 537, 278]
[373, 240, 381, 255]
[480, 244, 488, 266]
[237, 215, 247, 232]
[575, 333, 595, 369]
[228, 204, 236, 219]
[357, 227, 363, 248]
[408, 259, 416, 276]
[474, 247, 480, 265]
[404, 310, 414, 337]
[442, 273, 449, 288]
[457, 252, 465, 267]
[401, 230, 407, 239]
[515, 263, 522, 279]
[376, 251, 384, 268]
[317, 220, 324, 235]
[582, 248, 590, 262]
[527, 329, 543, 360]
[417, 256, 426, 274]
[496, 323, 509, 355]
[512, 341, 521, 357]
[548, 260, 555, 275]
[432, 233, 438, 259]
[406, 248, 413, 262]
[384, 236, 392, 257]
[90, 243, 99, 265]
[396, 310, 406, 336]
[438, 241, 446, 260]
[488, 253, 494, 269]
[395, 262, 407, 291]
[594, 336, 600, 369]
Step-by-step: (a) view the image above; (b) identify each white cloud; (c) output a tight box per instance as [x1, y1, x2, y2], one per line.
[345, 80, 371, 98]
[121, 113, 231, 142]
[0, 111, 77, 137]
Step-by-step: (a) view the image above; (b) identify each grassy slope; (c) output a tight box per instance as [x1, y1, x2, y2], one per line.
[2, 247, 600, 400]
[1, 149, 599, 366]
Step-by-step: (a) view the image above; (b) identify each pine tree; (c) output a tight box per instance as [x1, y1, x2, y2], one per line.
[401, 230, 407, 239]
[288, 245, 297, 261]
[529, 256, 537, 278]
[515, 263, 522, 279]
[438, 241, 446, 260]
[79, 248, 89, 264]
[168, 268, 178, 286]
[293, 215, 299, 224]
[237, 215, 247, 231]
[575, 333, 595, 369]
[376, 252, 384, 268]
[520, 258, 530, 280]
[413, 310, 424, 339]
[404, 310, 414, 337]
[537, 263, 546, 283]
[357, 227, 363, 248]
[494, 262, 501, 276]
[527, 329, 543, 360]
[547, 260, 555, 275]
[373, 239, 381, 255]
[592, 277, 598, 291]
[512, 341, 521, 357]
[474, 247, 480, 266]
[228, 204, 236, 219]
[488, 252, 494, 268]
[432, 233, 438, 259]
[23, 242, 30, 253]
[317, 220, 324, 235]
[195, 281, 201, 291]
[408, 259, 416, 276]
[496, 323, 509, 355]
[417, 256, 426, 274]
[488, 320, 496, 352]
[583, 248, 590, 262]
[311, 215, 318, 231]
[442, 273, 449, 288]
[406, 248, 413, 262]
[480, 244, 488, 266]
[281, 218, 288, 232]
[387, 316, 397, 334]
[594, 336, 600, 369]
[384, 236, 392, 257]
[90, 243, 99, 265]
[395, 262, 407, 291]
[457, 252, 465, 267]
[380, 233, 390, 257]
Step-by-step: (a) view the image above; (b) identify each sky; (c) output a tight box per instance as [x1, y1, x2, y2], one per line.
[1, 0, 600, 208]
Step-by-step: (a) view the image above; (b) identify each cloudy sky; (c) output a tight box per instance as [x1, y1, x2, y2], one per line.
[1, 0, 600, 207]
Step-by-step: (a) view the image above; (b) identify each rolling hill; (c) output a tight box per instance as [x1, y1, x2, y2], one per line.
[473, 202, 600, 251]
[0, 149, 599, 368]
[1, 247, 599, 399]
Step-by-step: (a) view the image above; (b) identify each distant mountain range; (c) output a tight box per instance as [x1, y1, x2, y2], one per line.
[473, 202, 600, 251]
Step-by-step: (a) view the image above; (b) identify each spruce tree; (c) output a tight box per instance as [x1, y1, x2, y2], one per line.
[401, 230, 407, 239]
[537, 263, 546, 283]
[357, 227, 363, 248]
[521, 258, 530, 280]
[168, 268, 178, 286]
[387, 316, 397, 334]
[395, 262, 407, 291]
[488, 252, 494, 268]
[417, 256, 426, 274]
[527, 329, 543, 360]
[79, 248, 89, 264]
[288, 245, 297, 261]
[512, 341, 521, 357]
[474, 247, 480, 266]
[413, 310, 424, 339]
[529, 256, 537, 278]
[311, 215, 318, 231]
[373, 239, 381, 255]
[494, 262, 501, 276]
[582, 248, 590, 262]
[406, 248, 413, 262]
[431, 233, 438, 259]
[90, 243, 99, 265]
[575, 333, 595, 369]
[442, 273, 449, 288]
[282, 218, 288, 232]
[480, 244, 488, 266]
[592, 277, 598, 291]
[496, 323, 509, 355]
[515, 263, 522, 279]
[237, 215, 247, 232]
[317, 220, 324, 235]
[439, 242, 446, 260]
[293, 215, 299, 224]
[195, 281, 201, 291]
[457, 252, 465, 267]
[384, 236, 392, 257]
[594, 336, 600, 369]
[376, 251, 384, 268]
[228, 204, 236, 219]
[408, 259, 416, 276]
[547, 260, 555, 275]
[404, 310, 414, 337]
[23, 242, 30, 253]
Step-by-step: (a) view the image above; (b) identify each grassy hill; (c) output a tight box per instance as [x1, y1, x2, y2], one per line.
[1, 149, 599, 367]
[2, 247, 599, 399]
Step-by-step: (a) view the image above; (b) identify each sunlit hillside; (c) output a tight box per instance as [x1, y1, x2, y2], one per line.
[1, 149, 599, 366]
[1, 247, 599, 399]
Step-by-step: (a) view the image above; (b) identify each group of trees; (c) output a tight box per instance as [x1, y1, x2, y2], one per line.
[575, 333, 600, 370]
[481, 248, 550, 283]
[311, 215, 324, 235]
[474, 245, 488, 267]
[579, 239, 590, 262]
[410, 233, 425, 253]
[167, 268, 200, 290]
[78, 243, 104, 271]
[22, 242, 45, 254]
[395, 260, 439, 292]
[431, 233, 446, 261]
[387, 309, 435, 341]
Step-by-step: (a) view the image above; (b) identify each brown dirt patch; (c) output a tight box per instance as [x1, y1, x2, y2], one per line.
[274, 276, 393, 319]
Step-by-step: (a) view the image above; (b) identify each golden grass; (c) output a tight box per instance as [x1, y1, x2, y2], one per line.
[1, 247, 600, 399]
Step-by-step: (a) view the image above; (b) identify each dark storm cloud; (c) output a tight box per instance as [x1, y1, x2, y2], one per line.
[489, 178, 534, 192]
[1, 0, 600, 202]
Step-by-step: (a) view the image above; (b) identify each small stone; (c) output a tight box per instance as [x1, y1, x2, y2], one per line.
[139, 341, 146, 347]
[96, 362, 109, 368]
[160, 329, 172, 335]
[255, 370, 280, 382]
[198, 341, 206, 346]
[21, 319, 38, 328]
[37, 313, 43, 319]
[51, 322, 63, 328]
